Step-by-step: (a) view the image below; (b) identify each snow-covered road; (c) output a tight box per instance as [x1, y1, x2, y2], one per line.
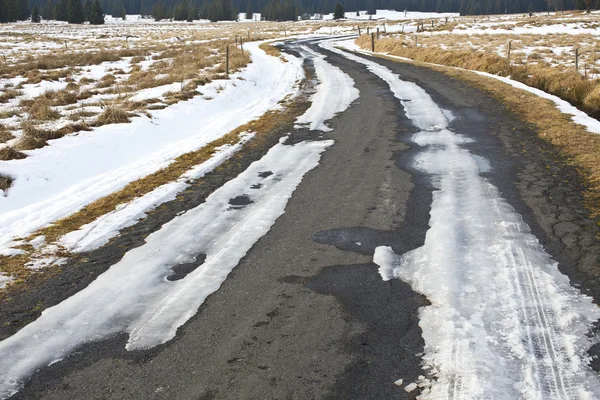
[322, 39, 600, 399]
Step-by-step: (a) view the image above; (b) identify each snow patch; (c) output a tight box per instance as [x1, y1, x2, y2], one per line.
[59, 134, 253, 253]
[295, 45, 359, 131]
[0, 41, 304, 254]
[0, 139, 332, 399]
[328, 41, 600, 399]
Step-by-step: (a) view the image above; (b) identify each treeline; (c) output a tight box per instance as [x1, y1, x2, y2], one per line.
[0, 0, 104, 22]
[1, 0, 598, 23]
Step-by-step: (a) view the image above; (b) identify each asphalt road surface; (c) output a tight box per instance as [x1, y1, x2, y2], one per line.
[7, 38, 600, 399]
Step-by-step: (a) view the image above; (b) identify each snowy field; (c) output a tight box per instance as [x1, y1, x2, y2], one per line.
[0, 10, 462, 289]
[362, 11, 600, 76]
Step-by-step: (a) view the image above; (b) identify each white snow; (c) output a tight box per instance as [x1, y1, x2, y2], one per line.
[322, 10, 458, 21]
[404, 382, 418, 392]
[325, 44, 600, 398]
[0, 274, 12, 289]
[0, 138, 332, 399]
[59, 134, 254, 253]
[0, 41, 304, 253]
[473, 70, 600, 135]
[336, 39, 600, 136]
[295, 45, 359, 131]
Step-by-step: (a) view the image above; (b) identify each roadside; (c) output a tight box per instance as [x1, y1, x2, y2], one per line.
[7, 38, 600, 399]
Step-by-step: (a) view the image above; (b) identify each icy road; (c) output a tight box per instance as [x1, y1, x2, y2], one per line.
[2, 37, 600, 400]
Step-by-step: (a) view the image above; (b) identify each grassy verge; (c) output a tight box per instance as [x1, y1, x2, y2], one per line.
[360, 49, 600, 221]
[0, 61, 307, 295]
[356, 35, 600, 119]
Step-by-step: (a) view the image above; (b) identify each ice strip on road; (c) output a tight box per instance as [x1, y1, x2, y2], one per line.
[324, 41, 600, 399]
[0, 41, 304, 253]
[59, 133, 254, 253]
[294, 44, 359, 132]
[0, 138, 332, 399]
[334, 38, 600, 136]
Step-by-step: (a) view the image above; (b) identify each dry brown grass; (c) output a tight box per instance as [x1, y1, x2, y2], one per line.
[16, 122, 61, 150]
[0, 48, 149, 79]
[0, 124, 13, 143]
[29, 92, 308, 249]
[94, 107, 131, 126]
[368, 51, 600, 220]
[23, 96, 61, 121]
[0, 146, 26, 161]
[0, 88, 22, 103]
[357, 35, 600, 119]
[0, 174, 13, 192]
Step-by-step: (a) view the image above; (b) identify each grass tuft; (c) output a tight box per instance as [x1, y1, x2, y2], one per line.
[94, 107, 131, 126]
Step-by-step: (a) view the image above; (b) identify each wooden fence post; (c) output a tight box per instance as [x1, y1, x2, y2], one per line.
[507, 40, 512, 60]
[575, 48, 579, 72]
[240, 37, 244, 54]
[226, 46, 229, 77]
[371, 32, 375, 52]
[358, 26, 361, 35]
[367, 27, 370, 35]
[376, 27, 379, 39]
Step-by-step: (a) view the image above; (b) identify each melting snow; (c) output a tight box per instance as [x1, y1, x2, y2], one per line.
[295, 44, 359, 131]
[59, 133, 254, 253]
[326, 40, 600, 399]
[0, 138, 332, 399]
[0, 41, 304, 254]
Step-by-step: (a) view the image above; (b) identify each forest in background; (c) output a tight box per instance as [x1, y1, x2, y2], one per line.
[1, 0, 598, 24]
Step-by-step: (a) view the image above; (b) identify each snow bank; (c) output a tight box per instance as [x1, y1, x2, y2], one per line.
[335, 39, 600, 136]
[325, 40, 600, 399]
[0, 41, 304, 253]
[59, 134, 253, 253]
[322, 9, 458, 21]
[0, 138, 332, 399]
[295, 45, 359, 131]
[473, 70, 600, 135]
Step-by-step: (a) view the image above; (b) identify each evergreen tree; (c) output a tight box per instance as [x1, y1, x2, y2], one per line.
[187, 0, 198, 20]
[16, 0, 28, 19]
[366, 0, 375, 13]
[333, 0, 343, 17]
[31, 3, 41, 20]
[111, 0, 122, 16]
[151, 0, 167, 18]
[173, 0, 187, 19]
[88, 0, 104, 21]
[54, 0, 68, 20]
[84, 0, 92, 19]
[67, 0, 85, 22]
[245, 0, 252, 18]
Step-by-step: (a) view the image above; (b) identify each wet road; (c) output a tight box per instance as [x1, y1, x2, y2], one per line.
[8, 38, 600, 399]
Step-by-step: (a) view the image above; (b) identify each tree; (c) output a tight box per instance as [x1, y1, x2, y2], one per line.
[366, 0, 376, 13]
[111, 0, 122, 16]
[31, 3, 41, 20]
[187, 1, 198, 20]
[151, 0, 168, 19]
[584, 0, 591, 11]
[173, 0, 187, 19]
[16, 0, 29, 19]
[67, 0, 85, 22]
[54, 0, 68, 20]
[245, 0, 252, 19]
[333, 1, 343, 17]
[88, 0, 104, 23]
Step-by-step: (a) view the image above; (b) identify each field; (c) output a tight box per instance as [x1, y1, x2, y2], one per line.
[3, 9, 598, 290]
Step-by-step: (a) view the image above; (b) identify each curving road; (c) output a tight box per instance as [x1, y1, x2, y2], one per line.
[4, 38, 600, 399]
